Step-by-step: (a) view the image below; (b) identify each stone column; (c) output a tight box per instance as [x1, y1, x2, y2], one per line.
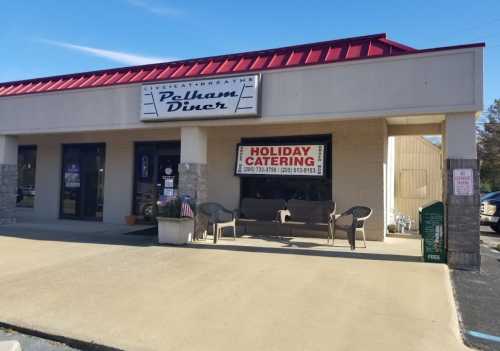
[0, 135, 18, 225]
[178, 127, 208, 239]
[443, 113, 480, 270]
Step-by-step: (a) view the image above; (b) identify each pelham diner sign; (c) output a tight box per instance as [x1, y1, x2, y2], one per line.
[141, 74, 260, 121]
[235, 144, 325, 177]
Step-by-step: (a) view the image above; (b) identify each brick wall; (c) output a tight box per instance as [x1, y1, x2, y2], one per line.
[445, 159, 480, 270]
[0, 164, 17, 224]
[178, 162, 208, 239]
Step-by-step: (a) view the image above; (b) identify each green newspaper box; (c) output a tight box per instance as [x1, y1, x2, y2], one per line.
[419, 201, 446, 263]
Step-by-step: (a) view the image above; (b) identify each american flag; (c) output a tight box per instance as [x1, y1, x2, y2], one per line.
[180, 200, 194, 218]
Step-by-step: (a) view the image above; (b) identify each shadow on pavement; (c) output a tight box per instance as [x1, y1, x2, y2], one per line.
[0, 227, 156, 247]
[0, 224, 421, 263]
[184, 241, 423, 263]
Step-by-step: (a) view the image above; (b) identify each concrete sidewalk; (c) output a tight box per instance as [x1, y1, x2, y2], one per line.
[0, 228, 468, 351]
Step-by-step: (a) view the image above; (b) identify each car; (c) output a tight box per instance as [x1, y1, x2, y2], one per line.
[480, 191, 500, 233]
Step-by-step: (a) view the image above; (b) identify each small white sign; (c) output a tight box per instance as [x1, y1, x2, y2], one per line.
[164, 176, 174, 188]
[453, 168, 474, 196]
[163, 188, 176, 197]
[141, 75, 259, 121]
[235, 144, 325, 177]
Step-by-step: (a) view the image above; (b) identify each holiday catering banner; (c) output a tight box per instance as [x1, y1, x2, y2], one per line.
[141, 75, 260, 121]
[235, 144, 325, 177]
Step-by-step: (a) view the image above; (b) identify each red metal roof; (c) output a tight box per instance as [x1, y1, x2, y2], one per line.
[0, 33, 484, 98]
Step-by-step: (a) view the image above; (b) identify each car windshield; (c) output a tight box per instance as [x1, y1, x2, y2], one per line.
[481, 191, 500, 202]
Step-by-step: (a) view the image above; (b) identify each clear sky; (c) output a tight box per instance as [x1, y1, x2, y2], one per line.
[1, 0, 498, 108]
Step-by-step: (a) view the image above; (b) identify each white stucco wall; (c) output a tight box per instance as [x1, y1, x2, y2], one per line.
[207, 120, 388, 240]
[180, 127, 207, 164]
[386, 137, 396, 225]
[19, 129, 180, 222]
[1, 47, 482, 135]
[5, 46, 483, 241]
[0, 135, 18, 164]
[33, 142, 61, 220]
[443, 112, 477, 159]
[19, 119, 387, 240]
[331, 119, 386, 240]
[103, 140, 134, 223]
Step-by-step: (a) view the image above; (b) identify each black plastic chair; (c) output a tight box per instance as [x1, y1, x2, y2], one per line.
[331, 206, 372, 250]
[198, 202, 236, 243]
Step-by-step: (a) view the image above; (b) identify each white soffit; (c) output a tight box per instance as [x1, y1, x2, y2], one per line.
[386, 114, 445, 125]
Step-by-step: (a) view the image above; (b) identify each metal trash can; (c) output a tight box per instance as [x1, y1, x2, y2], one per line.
[419, 201, 446, 263]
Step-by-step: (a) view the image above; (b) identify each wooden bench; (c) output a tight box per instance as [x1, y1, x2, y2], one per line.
[236, 198, 286, 235]
[236, 198, 335, 237]
[280, 199, 336, 237]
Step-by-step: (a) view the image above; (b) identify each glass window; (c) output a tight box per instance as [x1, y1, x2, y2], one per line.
[60, 144, 106, 220]
[240, 135, 332, 202]
[17, 146, 37, 208]
[133, 142, 181, 223]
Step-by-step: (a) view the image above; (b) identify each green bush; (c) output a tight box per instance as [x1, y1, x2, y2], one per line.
[480, 182, 493, 194]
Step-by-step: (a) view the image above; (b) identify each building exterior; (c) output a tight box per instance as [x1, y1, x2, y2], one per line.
[0, 33, 484, 269]
[393, 136, 443, 231]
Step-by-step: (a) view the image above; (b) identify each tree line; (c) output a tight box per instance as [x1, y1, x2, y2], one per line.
[478, 99, 500, 192]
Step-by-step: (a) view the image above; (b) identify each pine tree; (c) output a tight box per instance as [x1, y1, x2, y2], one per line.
[478, 99, 500, 192]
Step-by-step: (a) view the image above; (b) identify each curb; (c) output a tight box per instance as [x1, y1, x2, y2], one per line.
[0, 322, 123, 351]
[445, 266, 476, 350]
[448, 269, 480, 350]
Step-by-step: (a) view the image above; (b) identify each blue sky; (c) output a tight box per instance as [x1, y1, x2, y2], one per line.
[1, 0, 499, 108]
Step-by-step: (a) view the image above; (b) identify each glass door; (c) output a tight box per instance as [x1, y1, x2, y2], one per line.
[133, 142, 180, 223]
[60, 143, 105, 220]
[17, 145, 37, 208]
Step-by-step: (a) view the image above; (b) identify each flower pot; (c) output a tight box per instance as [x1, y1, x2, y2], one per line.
[125, 215, 137, 225]
[157, 217, 194, 245]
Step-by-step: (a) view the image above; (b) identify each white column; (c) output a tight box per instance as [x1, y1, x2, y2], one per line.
[443, 113, 477, 159]
[443, 112, 480, 270]
[386, 136, 396, 226]
[33, 142, 61, 220]
[0, 135, 18, 224]
[180, 127, 207, 164]
[0, 135, 18, 164]
[179, 127, 208, 239]
[103, 140, 134, 223]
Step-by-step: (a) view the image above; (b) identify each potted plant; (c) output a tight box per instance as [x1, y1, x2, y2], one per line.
[125, 214, 137, 225]
[156, 196, 195, 245]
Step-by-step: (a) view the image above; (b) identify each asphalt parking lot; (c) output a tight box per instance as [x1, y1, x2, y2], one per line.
[0, 327, 76, 351]
[451, 226, 500, 351]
